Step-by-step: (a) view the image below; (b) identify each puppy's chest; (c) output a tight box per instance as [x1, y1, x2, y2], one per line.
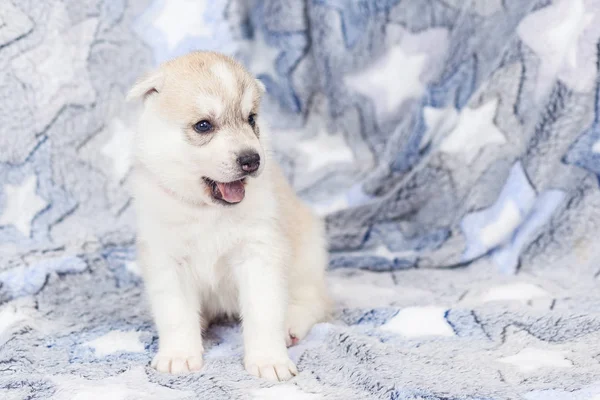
[172, 217, 240, 270]
[183, 220, 241, 256]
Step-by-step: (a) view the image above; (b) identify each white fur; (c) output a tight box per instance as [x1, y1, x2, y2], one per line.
[129, 52, 330, 381]
[196, 94, 224, 118]
[210, 62, 238, 97]
[241, 86, 256, 116]
[126, 70, 164, 101]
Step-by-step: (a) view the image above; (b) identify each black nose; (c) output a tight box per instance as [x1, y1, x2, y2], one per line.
[237, 152, 260, 173]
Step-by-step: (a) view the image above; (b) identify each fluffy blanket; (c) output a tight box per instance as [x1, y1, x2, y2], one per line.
[1, 0, 600, 398]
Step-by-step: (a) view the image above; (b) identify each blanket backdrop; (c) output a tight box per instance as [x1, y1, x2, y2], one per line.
[2, 0, 600, 398]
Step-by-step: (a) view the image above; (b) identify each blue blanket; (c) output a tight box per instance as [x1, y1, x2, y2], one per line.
[1, 0, 600, 398]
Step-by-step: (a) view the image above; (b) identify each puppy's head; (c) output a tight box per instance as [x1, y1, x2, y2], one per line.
[128, 52, 267, 206]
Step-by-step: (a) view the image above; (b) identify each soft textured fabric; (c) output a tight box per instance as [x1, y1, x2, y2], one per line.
[1, 0, 600, 398]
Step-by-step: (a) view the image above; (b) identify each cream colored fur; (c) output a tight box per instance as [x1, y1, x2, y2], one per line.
[128, 52, 330, 381]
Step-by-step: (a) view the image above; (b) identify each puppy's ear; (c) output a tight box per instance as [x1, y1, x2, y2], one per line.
[255, 78, 266, 94]
[126, 70, 165, 102]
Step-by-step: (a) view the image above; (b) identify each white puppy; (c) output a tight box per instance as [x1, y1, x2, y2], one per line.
[127, 52, 331, 381]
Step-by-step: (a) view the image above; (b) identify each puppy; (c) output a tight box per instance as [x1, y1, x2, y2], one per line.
[127, 52, 331, 381]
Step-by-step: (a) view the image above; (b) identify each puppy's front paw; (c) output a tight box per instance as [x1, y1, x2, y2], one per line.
[245, 354, 298, 381]
[151, 352, 203, 374]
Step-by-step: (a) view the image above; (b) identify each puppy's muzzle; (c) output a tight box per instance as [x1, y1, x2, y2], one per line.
[237, 151, 260, 174]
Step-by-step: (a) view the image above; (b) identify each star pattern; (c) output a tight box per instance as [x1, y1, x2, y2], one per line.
[295, 128, 354, 174]
[0, 175, 47, 237]
[481, 283, 550, 303]
[461, 163, 533, 260]
[245, 26, 280, 81]
[345, 45, 427, 122]
[381, 306, 455, 338]
[0, 1, 34, 47]
[10, 3, 97, 133]
[439, 98, 507, 164]
[421, 106, 459, 150]
[499, 348, 572, 373]
[0, 1, 600, 398]
[461, 162, 565, 273]
[153, 0, 210, 50]
[134, 0, 234, 63]
[491, 190, 565, 272]
[517, 0, 598, 98]
[84, 330, 145, 357]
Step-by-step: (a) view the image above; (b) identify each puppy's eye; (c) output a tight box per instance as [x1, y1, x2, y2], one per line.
[248, 113, 256, 128]
[193, 120, 213, 133]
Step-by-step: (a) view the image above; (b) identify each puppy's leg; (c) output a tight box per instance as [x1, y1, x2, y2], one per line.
[285, 230, 331, 347]
[140, 250, 204, 374]
[234, 243, 297, 382]
[286, 285, 330, 347]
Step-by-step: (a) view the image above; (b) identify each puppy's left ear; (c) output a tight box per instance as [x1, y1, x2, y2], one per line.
[126, 70, 165, 102]
[255, 78, 266, 94]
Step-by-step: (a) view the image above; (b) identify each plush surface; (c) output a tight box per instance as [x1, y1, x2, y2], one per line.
[1, 0, 600, 398]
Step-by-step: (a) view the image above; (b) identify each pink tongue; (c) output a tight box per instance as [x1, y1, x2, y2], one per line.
[216, 181, 245, 203]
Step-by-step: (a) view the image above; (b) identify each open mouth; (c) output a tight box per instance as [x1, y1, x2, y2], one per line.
[203, 177, 247, 204]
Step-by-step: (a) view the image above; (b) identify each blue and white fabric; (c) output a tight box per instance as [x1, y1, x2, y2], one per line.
[1, 0, 600, 398]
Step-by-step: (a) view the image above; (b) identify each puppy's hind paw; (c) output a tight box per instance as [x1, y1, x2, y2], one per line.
[285, 330, 300, 347]
[285, 305, 318, 347]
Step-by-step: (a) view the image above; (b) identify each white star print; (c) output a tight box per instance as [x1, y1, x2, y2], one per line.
[0, 1, 34, 47]
[421, 106, 459, 150]
[480, 199, 521, 248]
[440, 98, 507, 164]
[381, 306, 455, 338]
[84, 330, 144, 357]
[499, 348, 572, 373]
[592, 139, 600, 153]
[345, 45, 427, 121]
[295, 129, 354, 173]
[49, 367, 193, 400]
[101, 119, 135, 182]
[153, 0, 210, 50]
[517, 0, 597, 97]
[482, 283, 550, 303]
[246, 28, 280, 80]
[10, 3, 97, 133]
[0, 175, 47, 237]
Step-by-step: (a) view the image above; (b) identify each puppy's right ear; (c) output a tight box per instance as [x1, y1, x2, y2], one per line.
[126, 70, 165, 102]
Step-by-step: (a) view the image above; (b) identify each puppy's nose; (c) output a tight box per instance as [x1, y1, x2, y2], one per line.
[237, 152, 260, 173]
